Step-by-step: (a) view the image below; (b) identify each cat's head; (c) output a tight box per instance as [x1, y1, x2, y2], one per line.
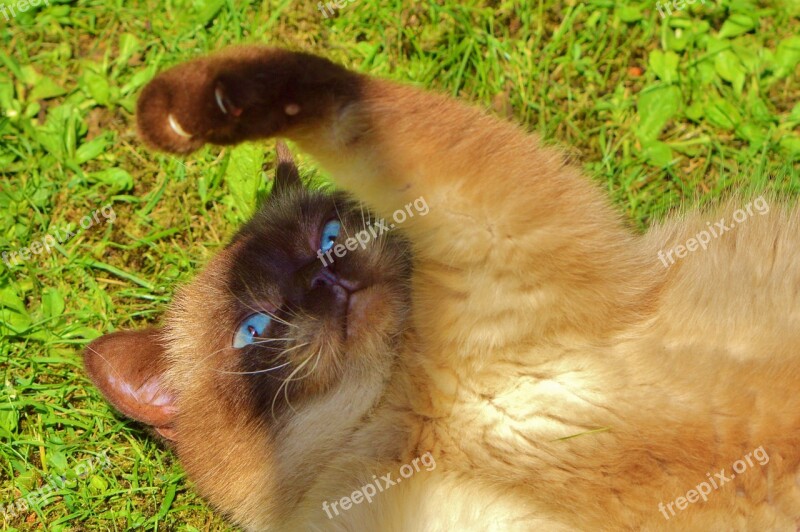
[83, 143, 412, 527]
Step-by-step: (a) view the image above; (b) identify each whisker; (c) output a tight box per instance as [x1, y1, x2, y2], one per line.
[195, 334, 295, 368]
[277, 304, 316, 324]
[302, 349, 323, 380]
[276, 305, 302, 321]
[283, 348, 323, 410]
[325, 336, 342, 376]
[228, 280, 298, 329]
[214, 342, 310, 375]
[217, 361, 292, 375]
[228, 283, 269, 318]
[195, 341, 243, 366]
[281, 342, 310, 354]
[333, 201, 351, 239]
[293, 306, 318, 323]
[271, 352, 314, 418]
[260, 308, 297, 329]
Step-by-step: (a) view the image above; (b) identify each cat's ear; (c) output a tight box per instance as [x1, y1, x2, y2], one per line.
[271, 140, 302, 194]
[83, 328, 177, 441]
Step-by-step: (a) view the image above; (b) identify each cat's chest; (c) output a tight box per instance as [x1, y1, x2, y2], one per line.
[408, 355, 613, 470]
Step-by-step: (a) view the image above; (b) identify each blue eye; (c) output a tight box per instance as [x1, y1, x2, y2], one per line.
[320, 220, 340, 252]
[233, 313, 271, 348]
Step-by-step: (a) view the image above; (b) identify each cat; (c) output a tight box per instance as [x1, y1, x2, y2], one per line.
[85, 45, 800, 530]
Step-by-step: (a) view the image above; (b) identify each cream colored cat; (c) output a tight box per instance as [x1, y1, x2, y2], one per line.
[86, 46, 800, 530]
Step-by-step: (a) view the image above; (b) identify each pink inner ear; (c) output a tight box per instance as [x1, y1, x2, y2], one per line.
[84, 328, 178, 440]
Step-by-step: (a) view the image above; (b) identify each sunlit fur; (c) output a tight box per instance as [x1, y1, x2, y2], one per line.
[91, 47, 800, 530]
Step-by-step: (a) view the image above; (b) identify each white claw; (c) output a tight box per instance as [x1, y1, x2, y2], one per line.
[168, 114, 193, 139]
[215, 87, 228, 114]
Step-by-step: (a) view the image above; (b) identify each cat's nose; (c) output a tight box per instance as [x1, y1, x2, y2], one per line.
[310, 268, 360, 293]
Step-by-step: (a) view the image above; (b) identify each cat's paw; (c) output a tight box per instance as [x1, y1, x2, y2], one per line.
[136, 47, 359, 154]
[136, 47, 275, 154]
[135, 68, 211, 154]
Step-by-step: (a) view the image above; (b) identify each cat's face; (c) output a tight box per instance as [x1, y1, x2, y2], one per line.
[84, 145, 411, 525]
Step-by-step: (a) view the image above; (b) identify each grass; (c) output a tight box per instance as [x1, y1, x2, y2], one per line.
[1, 0, 798, 529]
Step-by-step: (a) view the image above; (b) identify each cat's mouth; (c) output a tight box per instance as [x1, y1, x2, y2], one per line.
[331, 285, 393, 344]
[311, 267, 399, 345]
[313, 268, 368, 340]
[345, 289, 380, 340]
[333, 286, 372, 341]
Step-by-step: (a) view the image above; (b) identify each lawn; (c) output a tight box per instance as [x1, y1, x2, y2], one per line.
[0, 0, 798, 529]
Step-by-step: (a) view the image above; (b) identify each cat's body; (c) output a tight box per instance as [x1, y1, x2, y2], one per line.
[85, 47, 800, 530]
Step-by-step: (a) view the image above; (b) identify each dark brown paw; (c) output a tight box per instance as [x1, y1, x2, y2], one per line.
[135, 47, 361, 155]
[136, 48, 270, 154]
